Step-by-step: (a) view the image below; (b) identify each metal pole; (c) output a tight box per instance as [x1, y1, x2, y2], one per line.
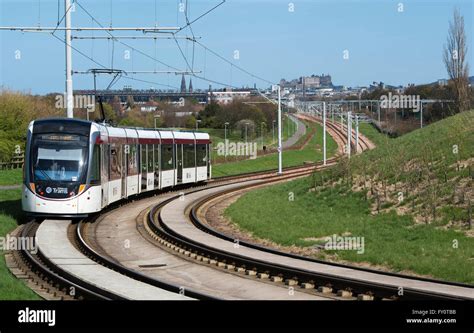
[377, 101, 381, 123]
[65, 0, 73, 118]
[272, 120, 275, 144]
[323, 102, 327, 165]
[355, 115, 359, 154]
[224, 123, 228, 161]
[278, 86, 282, 175]
[347, 111, 352, 157]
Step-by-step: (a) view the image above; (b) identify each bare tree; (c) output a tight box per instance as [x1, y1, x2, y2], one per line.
[443, 8, 470, 112]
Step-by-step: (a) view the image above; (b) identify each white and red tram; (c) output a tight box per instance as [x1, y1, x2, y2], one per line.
[22, 118, 211, 217]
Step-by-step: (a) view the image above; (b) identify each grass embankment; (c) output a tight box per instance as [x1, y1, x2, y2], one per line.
[358, 122, 389, 147]
[0, 177, 39, 299]
[0, 168, 22, 186]
[212, 120, 338, 177]
[226, 111, 474, 283]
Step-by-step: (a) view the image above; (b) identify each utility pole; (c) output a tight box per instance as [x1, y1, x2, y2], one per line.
[377, 101, 381, 124]
[272, 120, 275, 144]
[224, 122, 229, 161]
[355, 114, 359, 154]
[347, 111, 352, 157]
[278, 86, 282, 175]
[65, 0, 73, 118]
[323, 102, 327, 165]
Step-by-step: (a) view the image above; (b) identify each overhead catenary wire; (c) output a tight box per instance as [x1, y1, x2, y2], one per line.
[74, 0, 183, 72]
[50, 32, 178, 90]
[176, 0, 226, 33]
[76, 0, 271, 90]
[192, 39, 275, 86]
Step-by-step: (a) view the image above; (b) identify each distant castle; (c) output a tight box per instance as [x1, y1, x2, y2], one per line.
[280, 74, 333, 90]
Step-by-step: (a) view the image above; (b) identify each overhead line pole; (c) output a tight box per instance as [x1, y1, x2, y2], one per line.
[278, 86, 282, 175]
[65, 0, 73, 118]
[323, 102, 327, 165]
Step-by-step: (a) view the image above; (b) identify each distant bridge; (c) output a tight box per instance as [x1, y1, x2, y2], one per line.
[74, 90, 210, 104]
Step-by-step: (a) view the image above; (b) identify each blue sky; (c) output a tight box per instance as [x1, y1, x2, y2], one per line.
[0, 0, 472, 94]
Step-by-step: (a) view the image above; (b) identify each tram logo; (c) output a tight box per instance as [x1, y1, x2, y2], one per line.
[45, 187, 52, 194]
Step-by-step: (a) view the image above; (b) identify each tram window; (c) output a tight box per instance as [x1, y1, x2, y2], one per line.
[128, 144, 138, 175]
[90, 144, 100, 184]
[110, 145, 121, 180]
[196, 144, 207, 167]
[161, 144, 174, 171]
[147, 145, 154, 171]
[183, 144, 196, 168]
[141, 144, 147, 173]
[101, 144, 109, 182]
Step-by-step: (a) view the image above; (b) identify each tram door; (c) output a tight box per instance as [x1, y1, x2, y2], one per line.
[121, 144, 128, 198]
[177, 144, 183, 183]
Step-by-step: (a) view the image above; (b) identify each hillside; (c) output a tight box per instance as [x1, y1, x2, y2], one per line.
[225, 110, 474, 283]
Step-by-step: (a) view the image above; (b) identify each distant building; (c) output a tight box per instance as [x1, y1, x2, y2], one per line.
[209, 90, 251, 105]
[180, 75, 187, 93]
[280, 74, 333, 92]
[319, 74, 332, 87]
[140, 100, 160, 112]
[189, 79, 193, 93]
[301, 75, 321, 88]
[438, 79, 448, 87]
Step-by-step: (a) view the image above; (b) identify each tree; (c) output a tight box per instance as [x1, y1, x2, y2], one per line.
[443, 8, 470, 112]
[185, 115, 197, 129]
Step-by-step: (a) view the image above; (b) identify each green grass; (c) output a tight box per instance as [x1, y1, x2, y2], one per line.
[212, 121, 337, 177]
[226, 178, 474, 284]
[0, 168, 22, 186]
[225, 111, 474, 284]
[351, 110, 474, 183]
[358, 122, 389, 147]
[203, 115, 297, 148]
[0, 189, 40, 300]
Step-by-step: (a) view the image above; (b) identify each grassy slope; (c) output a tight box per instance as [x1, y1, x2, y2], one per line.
[358, 122, 389, 147]
[0, 168, 22, 186]
[0, 188, 39, 299]
[212, 121, 338, 177]
[226, 111, 474, 283]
